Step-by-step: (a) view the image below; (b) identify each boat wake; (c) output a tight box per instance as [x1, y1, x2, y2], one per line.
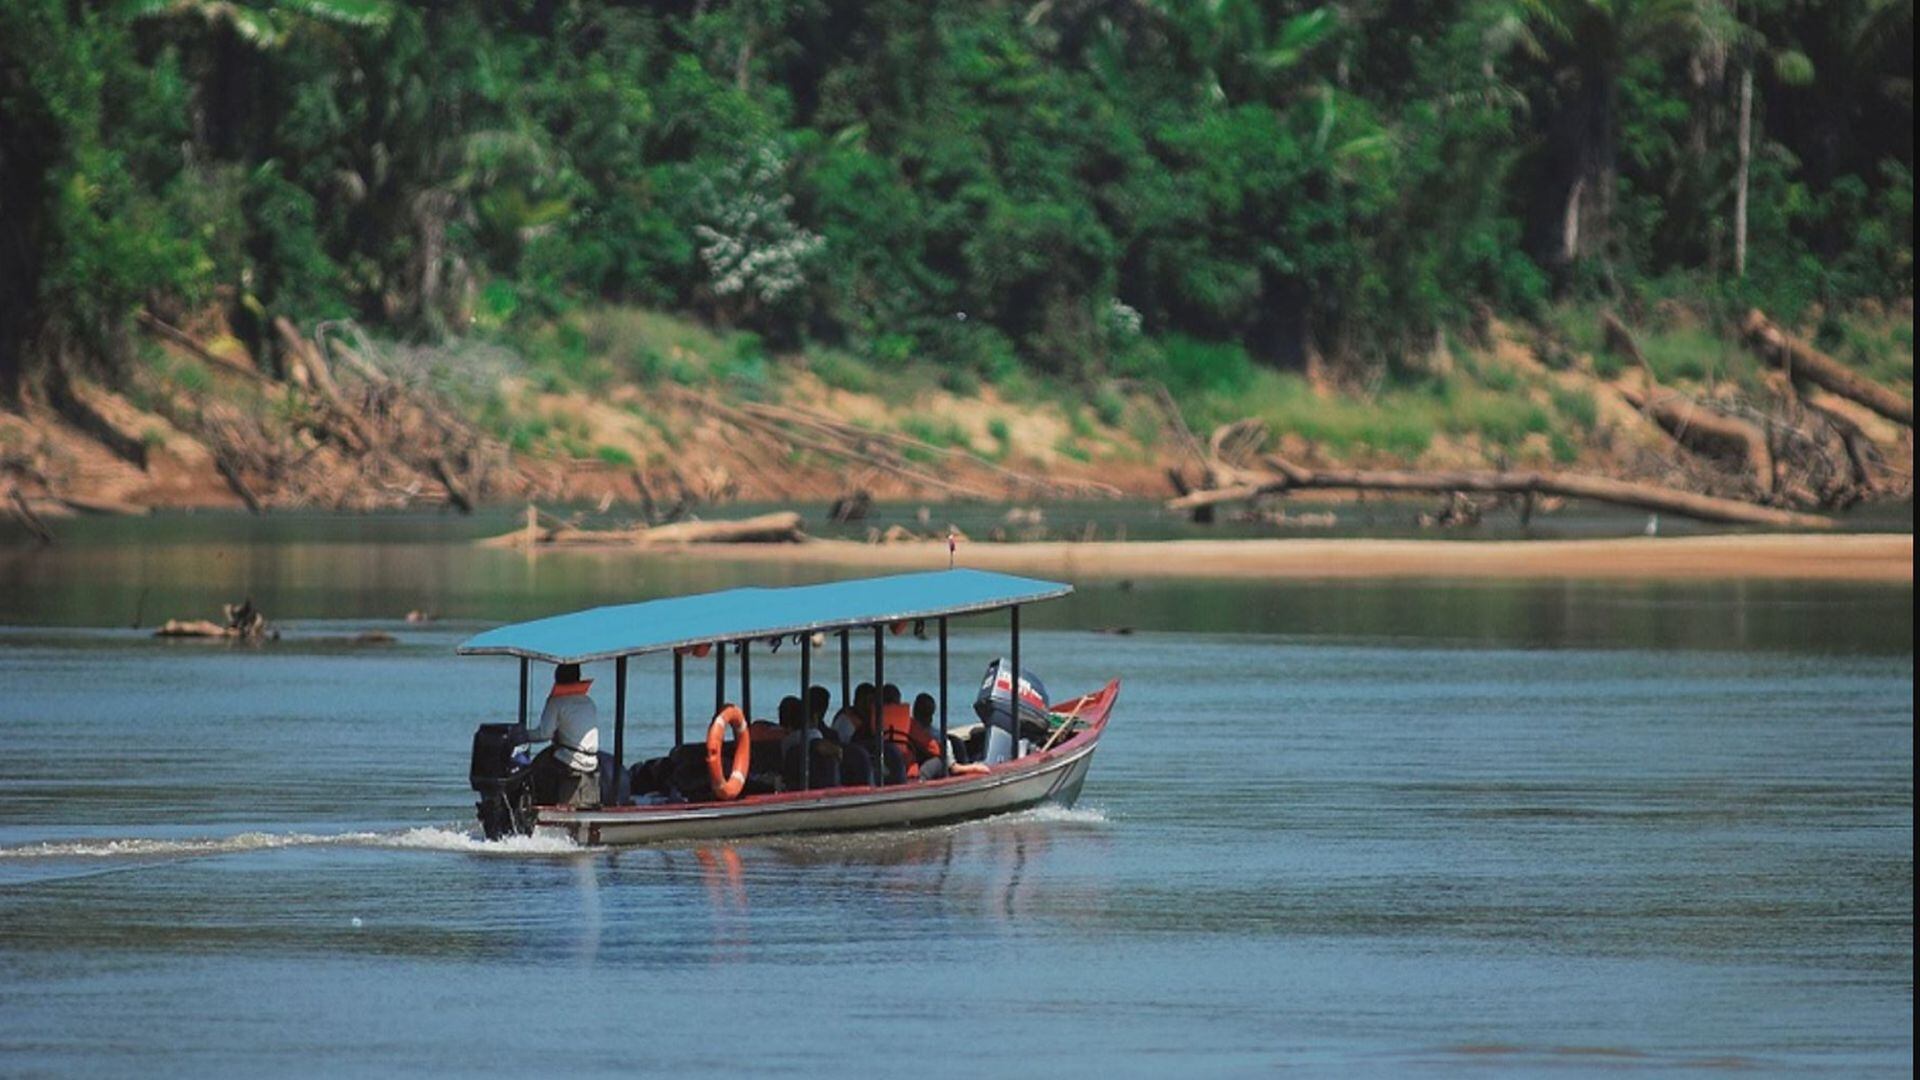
[0, 826, 594, 862]
[369, 826, 596, 856]
[1, 806, 1101, 865]
[1011, 803, 1109, 826]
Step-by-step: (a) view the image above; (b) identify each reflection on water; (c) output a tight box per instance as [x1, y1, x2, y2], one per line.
[0, 511, 1908, 654]
[0, 516, 1910, 1076]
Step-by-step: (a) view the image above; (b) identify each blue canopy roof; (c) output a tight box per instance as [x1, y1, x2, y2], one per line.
[457, 569, 1072, 664]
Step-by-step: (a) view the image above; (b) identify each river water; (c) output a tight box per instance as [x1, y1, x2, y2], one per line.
[0, 514, 1911, 1076]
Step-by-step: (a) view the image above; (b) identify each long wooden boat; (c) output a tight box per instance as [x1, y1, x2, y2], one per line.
[457, 569, 1115, 846]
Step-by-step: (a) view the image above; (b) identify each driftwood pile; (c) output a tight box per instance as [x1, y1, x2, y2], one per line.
[1168, 307, 1911, 530]
[155, 598, 278, 641]
[82, 312, 535, 515]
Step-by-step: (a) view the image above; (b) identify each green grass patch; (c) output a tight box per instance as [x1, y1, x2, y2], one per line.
[173, 359, 211, 395]
[900, 416, 969, 449]
[1824, 310, 1914, 389]
[1478, 363, 1523, 393]
[594, 445, 636, 466]
[1549, 385, 1599, 430]
[1214, 372, 1436, 458]
[1638, 324, 1755, 387]
[1442, 393, 1550, 448]
[1549, 430, 1581, 465]
[1114, 335, 1255, 400]
[810, 347, 876, 394]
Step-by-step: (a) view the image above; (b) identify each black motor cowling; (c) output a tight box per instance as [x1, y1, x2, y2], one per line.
[471, 723, 534, 840]
[973, 658, 1050, 735]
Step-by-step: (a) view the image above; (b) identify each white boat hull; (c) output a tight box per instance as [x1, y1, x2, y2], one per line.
[534, 681, 1115, 846]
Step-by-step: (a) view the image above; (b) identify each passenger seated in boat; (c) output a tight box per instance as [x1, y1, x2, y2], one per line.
[778, 694, 840, 790]
[526, 663, 602, 809]
[666, 743, 711, 801]
[808, 685, 834, 741]
[880, 690, 944, 780]
[831, 683, 876, 743]
[830, 683, 907, 784]
[906, 693, 948, 780]
[838, 738, 875, 786]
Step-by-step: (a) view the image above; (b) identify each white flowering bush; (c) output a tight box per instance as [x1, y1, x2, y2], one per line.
[693, 145, 824, 314]
[1102, 297, 1144, 342]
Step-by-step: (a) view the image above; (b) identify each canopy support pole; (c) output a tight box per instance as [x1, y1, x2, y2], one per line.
[715, 642, 726, 716]
[1010, 605, 1021, 759]
[673, 651, 685, 748]
[517, 657, 529, 728]
[613, 656, 627, 796]
[839, 630, 850, 715]
[799, 634, 812, 790]
[872, 625, 885, 786]
[938, 616, 949, 762]
[740, 640, 752, 721]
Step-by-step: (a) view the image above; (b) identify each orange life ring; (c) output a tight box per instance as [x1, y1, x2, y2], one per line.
[705, 704, 752, 801]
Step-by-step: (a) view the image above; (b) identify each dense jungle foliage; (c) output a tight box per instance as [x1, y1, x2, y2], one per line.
[1, 0, 1911, 398]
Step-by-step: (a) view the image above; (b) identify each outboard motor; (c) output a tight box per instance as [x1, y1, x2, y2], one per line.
[470, 723, 535, 840]
[974, 659, 1049, 763]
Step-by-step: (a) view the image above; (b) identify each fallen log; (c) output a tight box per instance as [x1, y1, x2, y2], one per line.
[136, 310, 269, 383]
[1798, 396, 1877, 490]
[482, 510, 807, 548]
[638, 511, 806, 545]
[1168, 455, 1835, 529]
[829, 490, 872, 523]
[273, 317, 375, 452]
[429, 455, 474, 514]
[1743, 309, 1911, 427]
[55, 494, 151, 517]
[214, 453, 265, 514]
[1600, 310, 1647, 368]
[668, 389, 995, 499]
[1616, 385, 1773, 492]
[6, 487, 55, 545]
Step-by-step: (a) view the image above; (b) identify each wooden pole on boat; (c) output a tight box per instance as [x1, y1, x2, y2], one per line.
[872, 624, 886, 786]
[673, 651, 685, 748]
[518, 658, 529, 728]
[938, 616, 949, 764]
[614, 656, 627, 794]
[740, 640, 752, 721]
[799, 634, 812, 790]
[1009, 605, 1021, 760]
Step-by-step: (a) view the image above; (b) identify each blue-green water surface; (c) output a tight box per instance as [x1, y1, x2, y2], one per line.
[0, 515, 1910, 1077]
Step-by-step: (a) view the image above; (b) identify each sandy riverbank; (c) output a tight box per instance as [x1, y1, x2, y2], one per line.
[657, 533, 1914, 583]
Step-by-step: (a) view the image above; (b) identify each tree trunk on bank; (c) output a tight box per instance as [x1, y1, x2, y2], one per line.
[1734, 65, 1753, 278]
[1742, 310, 1913, 426]
[1166, 455, 1835, 529]
[1616, 384, 1774, 493]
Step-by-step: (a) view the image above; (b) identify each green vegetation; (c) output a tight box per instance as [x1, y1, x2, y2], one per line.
[1550, 386, 1600, 432]
[0, 0, 1909, 466]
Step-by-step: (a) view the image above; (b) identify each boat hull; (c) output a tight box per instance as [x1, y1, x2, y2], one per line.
[533, 680, 1116, 846]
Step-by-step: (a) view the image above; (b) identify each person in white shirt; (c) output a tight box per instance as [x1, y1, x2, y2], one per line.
[526, 663, 601, 809]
